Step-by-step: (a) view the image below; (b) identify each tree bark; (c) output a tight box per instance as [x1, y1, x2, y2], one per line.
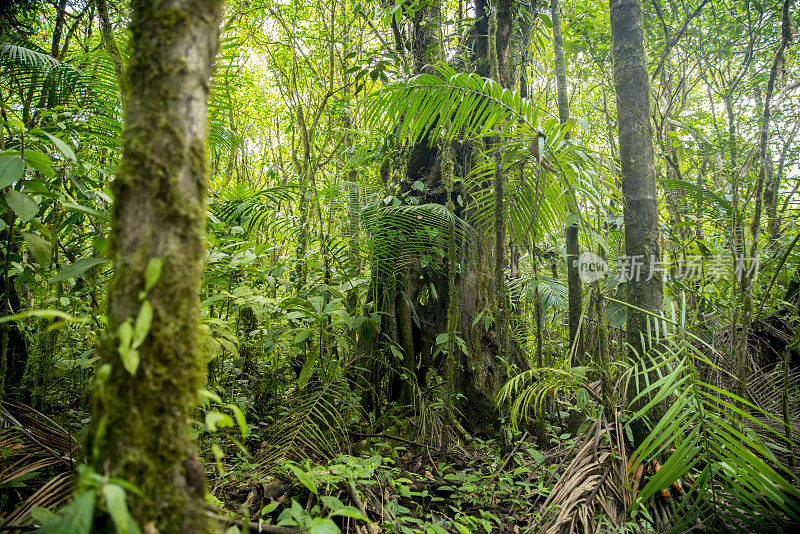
[89, 1, 223, 531]
[95, 0, 126, 94]
[610, 0, 662, 442]
[372, 0, 525, 435]
[738, 0, 792, 400]
[551, 0, 584, 364]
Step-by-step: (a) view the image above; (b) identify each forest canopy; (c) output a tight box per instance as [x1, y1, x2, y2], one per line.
[1, 0, 800, 532]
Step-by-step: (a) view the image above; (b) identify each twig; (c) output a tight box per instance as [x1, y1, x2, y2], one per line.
[204, 511, 306, 534]
[345, 483, 379, 534]
[349, 432, 426, 448]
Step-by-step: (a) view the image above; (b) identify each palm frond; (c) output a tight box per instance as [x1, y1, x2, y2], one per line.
[659, 178, 732, 222]
[497, 364, 588, 429]
[624, 302, 800, 531]
[532, 412, 631, 534]
[211, 184, 299, 235]
[0, 400, 78, 528]
[367, 63, 538, 145]
[0, 41, 95, 109]
[368, 63, 617, 247]
[257, 376, 365, 473]
[362, 202, 474, 278]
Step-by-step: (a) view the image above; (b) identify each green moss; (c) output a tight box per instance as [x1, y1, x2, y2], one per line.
[88, 0, 223, 532]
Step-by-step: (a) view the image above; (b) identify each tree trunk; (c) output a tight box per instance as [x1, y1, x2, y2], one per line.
[610, 0, 663, 442]
[96, 0, 126, 93]
[738, 0, 791, 401]
[89, 1, 223, 531]
[551, 0, 584, 364]
[372, 0, 527, 435]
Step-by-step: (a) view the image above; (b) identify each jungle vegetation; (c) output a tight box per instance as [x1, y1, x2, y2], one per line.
[1, 0, 800, 532]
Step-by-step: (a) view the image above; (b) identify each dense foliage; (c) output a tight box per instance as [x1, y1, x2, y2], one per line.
[1, 0, 800, 532]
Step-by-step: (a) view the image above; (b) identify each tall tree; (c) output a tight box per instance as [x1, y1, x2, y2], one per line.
[89, 0, 223, 531]
[551, 0, 583, 363]
[609, 0, 662, 440]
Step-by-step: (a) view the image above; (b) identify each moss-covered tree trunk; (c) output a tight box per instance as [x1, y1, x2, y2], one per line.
[372, 0, 527, 435]
[610, 0, 662, 443]
[89, 0, 223, 531]
[610, 0, 661, 346]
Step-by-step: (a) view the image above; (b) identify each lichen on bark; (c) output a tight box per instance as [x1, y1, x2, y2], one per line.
[88, 0, 223, 532]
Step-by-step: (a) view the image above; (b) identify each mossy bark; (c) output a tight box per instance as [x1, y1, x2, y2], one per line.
[610, 0, 663, 444]
[95, 0, 126, 95]
[89, 1, 223, 532]
[0, 210, 28, 402]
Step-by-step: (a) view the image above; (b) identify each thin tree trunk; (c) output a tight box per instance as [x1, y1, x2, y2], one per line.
[89, 1, 223, 531]
[96, 0, 126, 93]
[738, 0, 792, 400]
[551, 0, 583, 364]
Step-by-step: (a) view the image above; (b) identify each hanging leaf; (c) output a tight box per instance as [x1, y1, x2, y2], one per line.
[49, 258, 108, 283]
[294, 328, 314, 345]
[102, 484, 142, 534]
[0, 154, 24, 188]
[117, 321, 139, 375]
[61, 201, 110, 222]
[132, 300, 153, 348]
[22, 231, 52, 266]
[6, 190, 40, 223]
[143, 257, 163, 293]
[298, 352, 316, 388]
[32, 128, 77, 163]
[24, 150, 55, 179]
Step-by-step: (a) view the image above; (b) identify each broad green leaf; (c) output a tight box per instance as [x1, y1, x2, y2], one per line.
[62, 201, 110, 222]
[49, 258, 108, 283]
[7, 190, 39, 223]
[143, 258, 163, 293]
[22, 231, 52, 266]
[294, 328, 314, 345]
[329, 506, 370, 522]
[117, 321, 139, 375]
[309, 295, 325, 314]
[132, 300, 153, 348]
[38, 490, 95, 534]
[563, 211, 580, 228]
[33, 129, 77, 162]
[0, 154, 24, 187]
[320, 495, 345, 510]
[103, 483, 142, 534]
[24, 150, 55, 179]
[298, 352, 315, 388]
[262, 501, 280, 516]
[287, 463, 318, 495]
[30, 506, 55, 525]
[309, 517, 339, 534]
[435, 333, 449, 345]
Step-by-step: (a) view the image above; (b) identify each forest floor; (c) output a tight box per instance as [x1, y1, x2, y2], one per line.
[208, 412, 680, 534]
